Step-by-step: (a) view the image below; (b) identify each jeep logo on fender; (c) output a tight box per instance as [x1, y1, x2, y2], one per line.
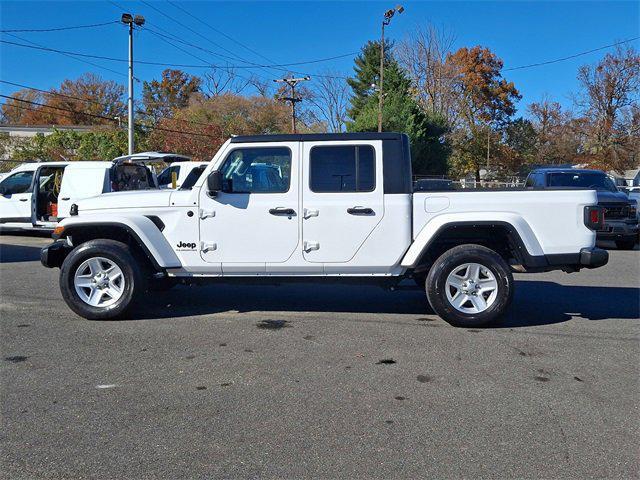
[176, 241, 197, 250]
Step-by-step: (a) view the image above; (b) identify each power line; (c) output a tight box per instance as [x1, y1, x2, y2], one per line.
[505, 37, 640, 71]
[1, 102, 85, 123]
[2, 33, 129, 79]
[0, 78, 233, 130]
[0, 94, 117, 122]
[0, 95, 219, 138]
[139, 0, 270, 70]
[0, 20, 119, 33]
[0, 38, 356, 71]
[0, 79, 114, 109]
[165, 0, 280, 67]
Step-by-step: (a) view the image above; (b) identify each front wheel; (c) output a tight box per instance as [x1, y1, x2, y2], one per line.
[59, 240, 146, 320]
[425, 244, 514, 327]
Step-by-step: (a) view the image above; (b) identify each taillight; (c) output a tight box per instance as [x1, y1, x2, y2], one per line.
[584, 206, 604, 230]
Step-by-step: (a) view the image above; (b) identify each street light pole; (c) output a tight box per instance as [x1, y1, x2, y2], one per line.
[378, 5, 404, 133]
[127, 20, 134, 155]
[121, 13, 145, 155]
[378, 21, 385, 133]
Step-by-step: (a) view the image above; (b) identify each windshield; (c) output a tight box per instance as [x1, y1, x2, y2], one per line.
[547, 172, 618, 192]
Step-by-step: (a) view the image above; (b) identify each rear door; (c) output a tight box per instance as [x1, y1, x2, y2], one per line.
[301, 141, 383, 263]
[0, 169, 35, 224]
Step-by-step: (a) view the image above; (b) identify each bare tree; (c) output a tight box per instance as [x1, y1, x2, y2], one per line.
[397, 23, 457, 122]
[203, 67, 251, 97]
[307, 71, 350, 132]
[575, 44, 640, 171]
[248, 75, 273, 98]
[528, 96, 581, 164]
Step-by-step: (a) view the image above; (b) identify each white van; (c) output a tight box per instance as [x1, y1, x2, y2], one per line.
[0, 152, 187, 230]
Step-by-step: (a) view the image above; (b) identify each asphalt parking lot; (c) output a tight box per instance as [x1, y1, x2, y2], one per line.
[1, 233, 638, 479]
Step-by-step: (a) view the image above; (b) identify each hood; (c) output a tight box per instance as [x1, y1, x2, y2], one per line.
[77, 190, 172, 211]
[597, 190, 629, 204]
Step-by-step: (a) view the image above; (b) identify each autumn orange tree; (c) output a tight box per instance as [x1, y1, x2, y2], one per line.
[141, 69, 201, 124]
[148, 94, 291, 161]
[0, 73, 125, 126]
[445, 46, 521, 181]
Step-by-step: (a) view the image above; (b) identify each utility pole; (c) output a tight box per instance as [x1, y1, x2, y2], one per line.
[121, 13, 145, 155]
[378, 5, 404, 133]
[274, 76, 310, 133]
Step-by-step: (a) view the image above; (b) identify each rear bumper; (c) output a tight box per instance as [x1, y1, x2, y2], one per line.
[578, 247, 609, 269]
[523, 247, 608, 272]
[40, 240, 71, 268]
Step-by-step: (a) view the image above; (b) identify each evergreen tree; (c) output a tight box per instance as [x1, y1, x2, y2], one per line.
[346, 40, 450, 175]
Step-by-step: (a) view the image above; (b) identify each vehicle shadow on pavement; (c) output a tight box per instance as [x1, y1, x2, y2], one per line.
[129, 280, 640, 327]
[0, 244, 42, 263]
[130, 282, 429, 319]
[0, 229, 52, 239]
[499, 281, 640, 327]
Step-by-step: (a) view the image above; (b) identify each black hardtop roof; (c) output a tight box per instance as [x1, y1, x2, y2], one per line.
[229, 132, 406, 143]
[531, 167, 606, 174]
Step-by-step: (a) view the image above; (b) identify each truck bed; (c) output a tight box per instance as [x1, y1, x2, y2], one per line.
[411, 189, 598, 256]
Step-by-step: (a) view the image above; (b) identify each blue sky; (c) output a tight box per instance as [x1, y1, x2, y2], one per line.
[1, 1, 638, 117]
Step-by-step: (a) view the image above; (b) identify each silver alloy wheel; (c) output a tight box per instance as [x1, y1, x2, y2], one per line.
[445, 262, 498, 314]
[74, 257, 125, 308]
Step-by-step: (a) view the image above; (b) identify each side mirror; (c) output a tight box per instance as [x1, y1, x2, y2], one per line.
[207, 170, 223, 194]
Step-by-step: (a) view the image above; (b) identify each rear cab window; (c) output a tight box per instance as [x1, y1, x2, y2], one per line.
[309, 145, 375, 192]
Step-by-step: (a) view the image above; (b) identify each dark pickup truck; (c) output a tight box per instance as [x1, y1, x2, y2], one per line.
[525, 167, 638, 249]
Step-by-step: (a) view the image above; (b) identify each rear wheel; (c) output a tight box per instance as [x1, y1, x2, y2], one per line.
[615, 237, 637, 250]
[60, 240, 146, 320]
[426, 244, 514, 327]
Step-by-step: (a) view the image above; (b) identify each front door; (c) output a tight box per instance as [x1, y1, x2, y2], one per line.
[301, 142, 384, 263]
[199, 143, 299, 268]
[0, 169, 35, 224]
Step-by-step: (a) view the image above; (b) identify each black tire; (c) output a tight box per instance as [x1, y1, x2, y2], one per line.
[59, 239, 146, 320]
[615, 237, 637, 250]
[425, 244, 514, 327]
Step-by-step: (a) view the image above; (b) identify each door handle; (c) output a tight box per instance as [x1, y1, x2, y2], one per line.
[303, 208, 319, 219]
[269, 208, 295, 216]
[347, 206, 373, 215]
[303, 241, 320, 252]
[60, 197, 70, 201]
[19, 198, 29, 202]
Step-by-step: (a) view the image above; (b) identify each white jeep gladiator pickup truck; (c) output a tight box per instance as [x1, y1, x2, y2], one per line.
[41, 133, 608, 327]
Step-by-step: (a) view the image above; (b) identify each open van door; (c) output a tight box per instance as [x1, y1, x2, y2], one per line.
[111, 152, 190, 191]
[31, 164, 67, 228]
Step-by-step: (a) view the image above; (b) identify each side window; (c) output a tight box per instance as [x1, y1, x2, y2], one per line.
[157, 165, 180, 186]
[310, 145, 375, 193]
[0, 171, 34, 195]
[220, 147, 291, 193]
